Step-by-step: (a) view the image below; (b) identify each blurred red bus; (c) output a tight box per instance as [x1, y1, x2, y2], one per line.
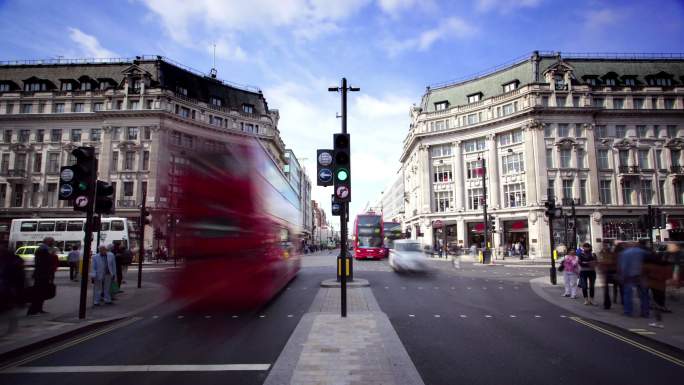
[170, 138, 302, 310]
[354, 212, 386, 260]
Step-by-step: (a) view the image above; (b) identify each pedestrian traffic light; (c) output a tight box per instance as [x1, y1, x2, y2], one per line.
[69, 147, 97, 212]
[95, 180, 115, 215]
[140, 206, 151, 226]
[331, 194, 342, 216]
[333, 133, 351, 202]
[317, 149, 334, 187]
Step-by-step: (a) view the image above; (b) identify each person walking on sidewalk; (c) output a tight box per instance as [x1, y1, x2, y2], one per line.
[618, 242, 650, 317]
[599, 244, 622, 309]
[27, 237, 57, 316]
[562, 249, 580, 298]
[114, 243, 133, 289]
[0, 247, 25, 337]
[578, 243, 598, 305]
[644, 248, 672, 329]
[67, 245, 81, 282]
[91, 245, 116, 306]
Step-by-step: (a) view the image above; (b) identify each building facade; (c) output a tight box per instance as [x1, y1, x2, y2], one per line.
[284, 149, 313, 245]
[401, 51, 684, 258]
[0, 56, 289, 250]
[381, 170, 405, 223]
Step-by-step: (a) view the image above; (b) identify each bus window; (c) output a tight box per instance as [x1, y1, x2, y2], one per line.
[65, 240, 81, 251]
[20, 221, 38, 232]
[67, 221, 84, 231]
[100, 222, 111, 231]
[111, 220, 125, 231]
[55, 221, 67, 231]
[38, 221, 56, 232]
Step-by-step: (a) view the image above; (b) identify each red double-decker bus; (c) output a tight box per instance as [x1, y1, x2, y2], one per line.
[354, 212, 386, 260]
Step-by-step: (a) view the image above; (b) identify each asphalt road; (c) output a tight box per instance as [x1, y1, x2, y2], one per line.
[363, 260, 684, 385]
[3, 254, 683, 385]
[1, 264, 329, 385]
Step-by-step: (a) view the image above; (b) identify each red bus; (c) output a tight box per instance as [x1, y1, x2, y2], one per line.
[170, 137, 301, 310]
[354, 212, 386, 259]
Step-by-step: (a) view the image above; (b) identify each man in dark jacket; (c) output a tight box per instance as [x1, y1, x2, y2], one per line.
[0, 247, 25, 336]
[27, 237, 56, 316]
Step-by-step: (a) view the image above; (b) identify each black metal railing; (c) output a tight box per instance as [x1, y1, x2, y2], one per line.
[117, 199, 138, 208]
[618, 165, 640, 174]
[671, 165, 684, 174]
[0, 169, 27, 178]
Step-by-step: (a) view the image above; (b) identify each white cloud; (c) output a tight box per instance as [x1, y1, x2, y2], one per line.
[354, 94, 412, 119]
[384, 16, 475, 56]
[583, 9, 623, 30]
[140, 0, 370, 44]
[377, 0, 418, 15]
[476, 0, 542, 13]
[67, 28, 117, 58]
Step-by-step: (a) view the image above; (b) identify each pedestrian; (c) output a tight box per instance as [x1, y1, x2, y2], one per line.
[115, 244, 133, 289]
[644, 248, 672, 329]
[618, 242, 650, 317]
[0, 247, 25, 336]
[27, 237, 57, 316]
[598, 244, 621, 309]
[91, 245, 117, 306]
[578, 243, 598, 305]
[67, 245, 81, 282]
[562, 249, 580, 298]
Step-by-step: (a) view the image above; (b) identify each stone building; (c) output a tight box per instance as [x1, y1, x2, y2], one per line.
[0, 55, 289, 249]
[401, 51, 684, 258]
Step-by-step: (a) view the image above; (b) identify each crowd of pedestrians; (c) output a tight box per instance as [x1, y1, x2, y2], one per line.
[558, 240, 683, 329]
[0, 238, 135, 338]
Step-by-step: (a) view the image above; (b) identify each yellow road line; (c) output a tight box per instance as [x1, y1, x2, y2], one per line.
[570, 317, 684, 368]
[0, 317, 141, 372]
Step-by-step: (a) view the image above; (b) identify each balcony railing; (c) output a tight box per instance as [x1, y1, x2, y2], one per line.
[117, 199, 138, 208]
[618, 165, 640, 174]
[0, 169, 27, 179]
[671, 165, 684, 174]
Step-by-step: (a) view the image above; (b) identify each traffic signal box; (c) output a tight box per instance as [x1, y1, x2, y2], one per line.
[333, 133, 351, 202]
[140, 206, 151, 227]
[317, 149, 334, 187]
[95, 180, 115, 215]
[59, 147, 96, 212]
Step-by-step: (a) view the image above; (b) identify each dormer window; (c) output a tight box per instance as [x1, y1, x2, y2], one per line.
[652, 77, 672, 86]
[554, 75, 567, 91]
[80, 82, 91, 91]
[24, 82, 45, 91]
[176, 86, 188, 96]
[242, 104, 254, 114]
[584, 77, 598, 86]
[133, 79, 142, 90]
[434, 101, 448, 111]
[61, 82, 73, 91]
[467, 93, 482, 104]
[623, 77, 636, 87]
[503, 81, 518, 93]
[604, 78, 616, 86]
[646, 72, 674, 87]
[0, 84, 9, 92]
[210, 97, 222, 107]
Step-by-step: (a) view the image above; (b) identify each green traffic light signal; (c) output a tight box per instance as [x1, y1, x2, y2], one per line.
[77, 181, 88, 190]
[337, 168, 348, 181]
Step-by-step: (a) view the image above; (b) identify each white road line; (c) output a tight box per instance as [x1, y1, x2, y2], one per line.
[629, 328, 647, 332]
[636, 331, 656, 335]
[384, 286, 389, 289]
[177, 316, 184, 319]
[467, 287, 472, 290]
[459, 315, 467, 318]
[232, 315, 239, 319]
[534, 315, 542, 318]
[259, 315, 265, 318]
[287, 314, 293, 318]
[509, 315, 517, 318]
[152, 315, 159, 319]
[409, 314, 415, 317]
[560, 315, 567, 318]
[2, 364, 271, 373]
[434, 315, 441, 318]
[485, 315, 492, 318]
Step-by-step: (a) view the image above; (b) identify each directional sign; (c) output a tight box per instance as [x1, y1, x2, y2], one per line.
[319, 168, 333, 183]
[75, 196, 89, 208]
[59, 184, 73, 199]
[336, 185, 349, 200]
[318, 151, 333, 167]
[60, 168, 74, 182]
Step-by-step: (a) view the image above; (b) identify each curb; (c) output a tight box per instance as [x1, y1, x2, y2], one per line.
[0, 282, 169, 361]
[529, 276, 684, 352]
[320, 278, 370, 288]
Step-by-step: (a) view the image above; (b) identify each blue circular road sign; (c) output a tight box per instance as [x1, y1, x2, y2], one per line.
[59, 184, 73, 198]
[319, 168, 333, 182]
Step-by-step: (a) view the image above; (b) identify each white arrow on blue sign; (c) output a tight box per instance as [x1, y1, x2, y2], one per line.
[319, 168, 333, 183]
[59, 184, 73, 198]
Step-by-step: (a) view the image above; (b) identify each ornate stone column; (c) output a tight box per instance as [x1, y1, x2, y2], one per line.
[523, 121, 541, 205]
[452, 140, 464, 210]
[584, 124, 600, 204]
[419, 144, 432, 214]
[486, 134, 500, 208]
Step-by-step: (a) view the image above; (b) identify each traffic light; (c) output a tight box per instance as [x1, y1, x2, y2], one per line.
[95, 180, 115, 215]
[317, 149, 334, 187]
[333, 133, 351, 202]
[140, 206, 151, 227]
[544, 200, 562, 218]
[488, 215, 496, 232]
[68, 147, 96, 212]
[331, 194, 342, 216]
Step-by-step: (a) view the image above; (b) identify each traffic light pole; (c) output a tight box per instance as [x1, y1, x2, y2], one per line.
[548, 213, 557, 285]
[340, 78, 348, 318]
[78, 159, 97, 320]
[137, 190, 146, 289]
[481, 158, 488, 264]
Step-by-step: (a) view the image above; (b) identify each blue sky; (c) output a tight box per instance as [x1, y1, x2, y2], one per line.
[1, 0, 683, 227]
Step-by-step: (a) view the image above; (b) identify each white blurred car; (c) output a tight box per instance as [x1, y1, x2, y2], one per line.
[389, 240, 428, 273]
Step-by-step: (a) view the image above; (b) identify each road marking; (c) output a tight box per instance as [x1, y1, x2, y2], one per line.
[570, 317, 684, 368]
[629, 328, 647, 332]
[460, 315, 467, 318]
[152, 315, 159, 319]
[467, 287, 471, 290]
[177, 315, 184, 319]
[384, 286, 389, 289]
[287, 314, 293, 318]
[259, 315, 265, 318]
[451, 286, 456, 290]
[418, 287, 423, 290]
[434, 314, 441, 318]
[232, 315, 239, 319]
[560, 315, 567, 318]
[409, 314, 415, 317]
[498, 287, 503, 290]
[482, 287, 487, 290]
[2, 364, 272, 373]
[510, 315, 517, 318]
[485, 315, 492, 318]
[534, 315, 542, 318]
[636, 331, 656, 335]
[204, 315, 212, 319]
[0, 317, 141, 371]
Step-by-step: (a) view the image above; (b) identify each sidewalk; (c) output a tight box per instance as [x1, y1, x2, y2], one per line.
[531, 275, 684, 350]
[264, 283, 424, 385]
[0, 270, 169, 359]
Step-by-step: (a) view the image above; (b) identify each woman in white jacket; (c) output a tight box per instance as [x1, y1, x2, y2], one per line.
[90, 245, 117, 305]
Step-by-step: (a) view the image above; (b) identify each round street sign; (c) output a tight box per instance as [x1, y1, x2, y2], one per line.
[59, 184, 73, 198]
[318, 151, 333, 167]
[75, 196, 89, 207]
[319, 168, 333, 183]
[60, 168, 74, 182]
[336, 185, 350, 199]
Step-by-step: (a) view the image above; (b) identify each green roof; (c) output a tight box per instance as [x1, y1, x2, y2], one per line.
[422, 52, 684, 112]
